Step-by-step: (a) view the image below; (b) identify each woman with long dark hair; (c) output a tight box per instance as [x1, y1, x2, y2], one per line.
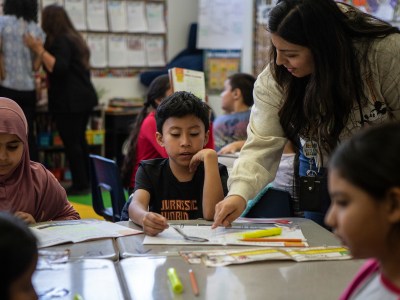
[25, 5, 98, 195]
[213, 0, 400, 228]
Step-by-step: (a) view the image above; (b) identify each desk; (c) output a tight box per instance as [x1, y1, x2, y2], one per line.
[43, 239, 119, 261]
[116, 218, 340, 258]
[117, 218, 364, 300]
[217, 153, 238, 173]
[33, 259, 126, 300]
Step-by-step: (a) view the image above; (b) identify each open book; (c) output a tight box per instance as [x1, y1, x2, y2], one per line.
[30, 219, 142, 248]
[168, 67, 206, 101]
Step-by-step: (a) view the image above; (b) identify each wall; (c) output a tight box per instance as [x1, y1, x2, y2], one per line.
[93, 0, 255, 119]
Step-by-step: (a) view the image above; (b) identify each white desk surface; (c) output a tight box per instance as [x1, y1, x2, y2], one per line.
[33, 259, 126, 300]
[116, 218, 363, 300]
[120, 255, 363, 300]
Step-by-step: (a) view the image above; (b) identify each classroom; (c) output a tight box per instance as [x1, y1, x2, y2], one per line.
[1, 0, 400, 299]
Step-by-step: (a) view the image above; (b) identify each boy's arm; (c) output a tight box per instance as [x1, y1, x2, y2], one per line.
[128, 189, 168, 236]
[190, 149, 224, 220]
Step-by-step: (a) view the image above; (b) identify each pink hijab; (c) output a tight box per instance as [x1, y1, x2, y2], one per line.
[0, 98, 79, 222]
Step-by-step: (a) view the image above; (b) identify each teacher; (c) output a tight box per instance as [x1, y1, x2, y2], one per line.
[213, 0, 400, 228]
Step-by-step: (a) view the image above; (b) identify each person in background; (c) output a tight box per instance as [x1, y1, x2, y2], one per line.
[24, 5, 98, 195]
[128, 92, 228, 235]
[121, 74, 173, 191]
[213, 0, 400, 229]
[0, 212, 38, 300]
[0, 0, 45, 161]
[0, 97, 79, 224]
[213, 73, 255, 154]
[325, 122, 400, 300]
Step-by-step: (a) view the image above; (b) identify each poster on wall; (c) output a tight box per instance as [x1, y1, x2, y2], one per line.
[197, 0, 245, 50]
[205, 50, 241, 91]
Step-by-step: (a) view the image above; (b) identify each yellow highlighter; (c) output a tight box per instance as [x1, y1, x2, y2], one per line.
[242, 227, 282, 239]
[167, 267, 183, 294]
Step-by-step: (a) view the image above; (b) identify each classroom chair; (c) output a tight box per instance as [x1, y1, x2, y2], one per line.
[89, 154, 127, 222]
[243, 187, 294, 218]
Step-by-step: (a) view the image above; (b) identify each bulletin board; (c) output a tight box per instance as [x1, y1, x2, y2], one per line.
[40, 0, 167, 77]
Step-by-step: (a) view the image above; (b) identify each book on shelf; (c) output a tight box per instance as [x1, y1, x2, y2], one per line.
[168, 67, 206, 101]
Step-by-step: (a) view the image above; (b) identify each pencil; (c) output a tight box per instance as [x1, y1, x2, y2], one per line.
[189, 269, 199, 296]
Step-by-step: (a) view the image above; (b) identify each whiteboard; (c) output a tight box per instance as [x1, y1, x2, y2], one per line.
[197, 0, 245, 50]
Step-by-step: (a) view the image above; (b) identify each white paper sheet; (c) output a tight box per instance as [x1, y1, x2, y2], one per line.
[127, 1, 148, 32]
[87, 0, 108, 31]
[65, 0, 87, 30]
[107, 0, 127, 32]
[108, 35, 128, 67]
[126, 35, 147, 67]
[146, 3, 166, 33]
[145, 36, 165, 66]
[87, 34, 108, 67]
[31, 219, 142, 248]
[143, 225, 308, 247]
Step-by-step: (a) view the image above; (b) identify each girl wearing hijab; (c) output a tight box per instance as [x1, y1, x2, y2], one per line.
[0, 97, 80, 224]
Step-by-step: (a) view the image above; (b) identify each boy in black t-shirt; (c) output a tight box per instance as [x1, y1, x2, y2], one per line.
[128, 91, 228, 236]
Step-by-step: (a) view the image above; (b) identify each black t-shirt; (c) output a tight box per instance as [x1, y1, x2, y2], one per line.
[134, 158, 228, 220]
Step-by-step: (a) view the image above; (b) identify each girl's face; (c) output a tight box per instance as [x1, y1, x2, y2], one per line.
[325, 169, 392, 259]
[271, 34, 314, 78]
[220, 79, 236, 113]
[0, 133, 24, 176]
[9, 255, 38, 300]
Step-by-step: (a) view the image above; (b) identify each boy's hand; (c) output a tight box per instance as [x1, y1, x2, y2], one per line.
[14, 211, 36, 224]
[189, 149, 217, 172]
[142, 212, 169, 236]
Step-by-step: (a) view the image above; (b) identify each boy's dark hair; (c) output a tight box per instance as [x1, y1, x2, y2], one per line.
[156, 91, 210, 133]
[3, 0, 38, 22]
[0, 212, 38, 300]
[330, 122, 400, 199]
[228, 73, 256, 107]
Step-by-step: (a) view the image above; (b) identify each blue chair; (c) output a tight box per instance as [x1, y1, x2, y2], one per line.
[89, 154, 127, 222]
[243, 187, 294, 218]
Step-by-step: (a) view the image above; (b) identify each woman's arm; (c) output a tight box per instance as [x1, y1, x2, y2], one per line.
[24, 34, 56, 72]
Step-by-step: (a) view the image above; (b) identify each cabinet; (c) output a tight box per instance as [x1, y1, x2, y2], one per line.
[34, 105, 105, 182]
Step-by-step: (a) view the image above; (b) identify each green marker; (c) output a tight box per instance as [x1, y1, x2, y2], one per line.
[167, 267, 183, 294]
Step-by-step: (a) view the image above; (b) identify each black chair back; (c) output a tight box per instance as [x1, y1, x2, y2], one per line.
[89, 154, 126, 222]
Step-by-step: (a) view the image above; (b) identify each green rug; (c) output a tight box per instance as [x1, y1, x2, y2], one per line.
[67, 191, 129, 207]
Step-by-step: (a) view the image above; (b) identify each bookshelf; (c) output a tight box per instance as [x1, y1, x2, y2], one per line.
[35, 105, 105, 182]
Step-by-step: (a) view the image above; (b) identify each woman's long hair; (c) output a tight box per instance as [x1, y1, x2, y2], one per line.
[268, 0, 399, 154]
[120, 74, 171, 187]
[41, 5, 90, 70]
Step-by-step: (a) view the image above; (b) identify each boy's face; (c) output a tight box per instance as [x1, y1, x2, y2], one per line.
[156, 115, 209, 169]
[0, 133, 24, 176]
[220, 79, 236, 113]
[325, 169, 392, 259]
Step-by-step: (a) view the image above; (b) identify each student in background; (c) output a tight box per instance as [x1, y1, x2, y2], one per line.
[128, 92, 228, 235]
[0, 97, 79, 224]
[0, 212, 38, 300]
[325, 122, 400, 300]
[213, 73, 255, 154]
[213, 0, 400, 229]
[121, 74, 173, 190]
[0, 0, 45, 161]
[24, 5, 98, 195]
